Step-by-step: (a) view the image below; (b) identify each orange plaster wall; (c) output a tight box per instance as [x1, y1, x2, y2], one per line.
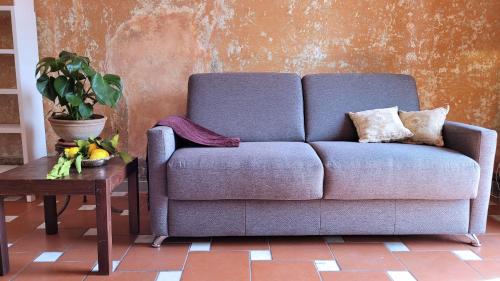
[32, 0, 499, 163]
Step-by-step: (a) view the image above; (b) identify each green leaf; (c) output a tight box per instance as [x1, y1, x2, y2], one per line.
[74, 81, 84, 95]
[46, 156, 72, 179]
[36, 75, 58, 102]
[109, 88, 121, 107]
[49, 59, 64, 72]
[47, 159, 63, 179]
[60, 158, 73, 177]
[54, 76, 69, 97]
[65, 92, 83, 107]
[110, 134, 119, 149]
[103, 74, 123, 106]
[47, 166, 61, 179]
[90, 73, 114, 106]
[75, 140, 89, 156]
[58, 51, 76, 61]
[36, 74, 49, 94]
[103, 74, 123, 91]
[78, 103, 93, 119]
[81, 64, 96, 77]
[47, 77, 59, 101]
[118, 151, 134, 164]
[75, 154, 82, 173]
[66, 58, 84, 73]
[74, 73, 86, 81]
[60, 67, 72, 78]
[80, 56, 90, 65]
[35, 65, 45, 76]
[76, 139, 89, 149]
[100, 140, 115, 154]
[36, 57, 55, 75]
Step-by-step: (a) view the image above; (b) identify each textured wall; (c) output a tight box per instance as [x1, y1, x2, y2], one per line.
[32, 0, 499, 160]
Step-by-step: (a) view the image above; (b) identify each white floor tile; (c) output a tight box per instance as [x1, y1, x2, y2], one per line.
[189, 242, 211, 252]
[78, 205, 96, 211]
[324, 236, 344, 243]
[156, 271, 183, 281]
[315, 260, 340, 272]
[91, 260, 120, 272]
[112, 192, 128, 197]
[38, 201, 59, 207]
[491, 215, 500, 222]
[387, 271, 417, 281]
[385, 242, 410, 252]
[0, 165, 17, 173]
[37, 222, 61, 229]
[250, 250, 272, 261]
[5, 216, 17, 223]
[120, 210, 129, 216]
[34, 252, 63, 262]
[134, 235, 155, 244]
[84, 228, 97, 236]
[4, 196, 22, 202]
[453, 250, 482, 261]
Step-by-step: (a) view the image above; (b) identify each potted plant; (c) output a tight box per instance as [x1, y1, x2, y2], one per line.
[36, 51, 123, 141]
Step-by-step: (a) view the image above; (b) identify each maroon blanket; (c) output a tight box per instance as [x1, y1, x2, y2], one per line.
[156, 116, 240, 147]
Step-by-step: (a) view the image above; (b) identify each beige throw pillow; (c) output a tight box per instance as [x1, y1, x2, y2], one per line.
[399, 105, 449, 146]
[348, 106, 414, 143]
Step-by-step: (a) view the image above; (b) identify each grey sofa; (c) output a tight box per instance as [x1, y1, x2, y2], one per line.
[147, 73, 497, 247]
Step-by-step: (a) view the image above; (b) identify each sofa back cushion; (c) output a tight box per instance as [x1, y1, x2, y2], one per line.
[303, 73, 420, 142]
[187, 73, 305, 141]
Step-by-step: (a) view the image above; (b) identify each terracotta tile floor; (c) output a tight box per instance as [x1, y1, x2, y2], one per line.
[1, 194, 500, 280]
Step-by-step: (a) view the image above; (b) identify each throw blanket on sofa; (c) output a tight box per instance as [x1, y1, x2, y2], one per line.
[155, 116, 240, 147]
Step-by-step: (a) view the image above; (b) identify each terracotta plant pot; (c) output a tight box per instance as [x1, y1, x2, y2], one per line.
[48, 115, 107, 141]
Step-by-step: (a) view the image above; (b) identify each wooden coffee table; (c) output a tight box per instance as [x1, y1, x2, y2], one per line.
[0, 156, 139, 275]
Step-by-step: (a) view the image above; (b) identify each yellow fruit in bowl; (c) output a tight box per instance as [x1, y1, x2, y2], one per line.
[87, 143, 98, 155]
[64, 147, 79, 159]
[89, 148, 110, 160]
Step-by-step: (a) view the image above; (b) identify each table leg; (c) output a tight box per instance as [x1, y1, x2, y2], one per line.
[0, 197, 9, 275]
[96, 183, 112, 275]
[128, 160, 140, 234]
[43, 196, 58, 235]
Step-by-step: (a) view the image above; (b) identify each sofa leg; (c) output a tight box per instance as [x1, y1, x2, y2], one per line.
[466, 234, 481, 247]
[152, 235, 168, 248]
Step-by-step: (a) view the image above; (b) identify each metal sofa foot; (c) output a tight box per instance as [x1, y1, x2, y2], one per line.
[466, 234, 481, 247]
[152, 235, 168, 248]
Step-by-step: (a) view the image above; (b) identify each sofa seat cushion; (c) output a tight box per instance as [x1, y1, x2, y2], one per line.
[310, 141, 480, 200]
[167, 142, 324, 200]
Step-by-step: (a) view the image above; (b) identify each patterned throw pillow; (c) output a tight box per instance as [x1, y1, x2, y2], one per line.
[399, 105, 449, 146]
[348, 106, 414, 143]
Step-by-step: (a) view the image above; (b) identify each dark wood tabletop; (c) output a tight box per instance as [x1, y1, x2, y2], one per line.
[0, 156, 136, 195]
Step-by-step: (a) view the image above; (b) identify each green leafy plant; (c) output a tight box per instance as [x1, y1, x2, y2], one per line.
[36, 51, 123, 120]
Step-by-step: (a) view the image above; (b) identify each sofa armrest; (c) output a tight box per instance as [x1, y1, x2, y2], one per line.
[443, 121, 497, 233]
[147, 126, 176, 235]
